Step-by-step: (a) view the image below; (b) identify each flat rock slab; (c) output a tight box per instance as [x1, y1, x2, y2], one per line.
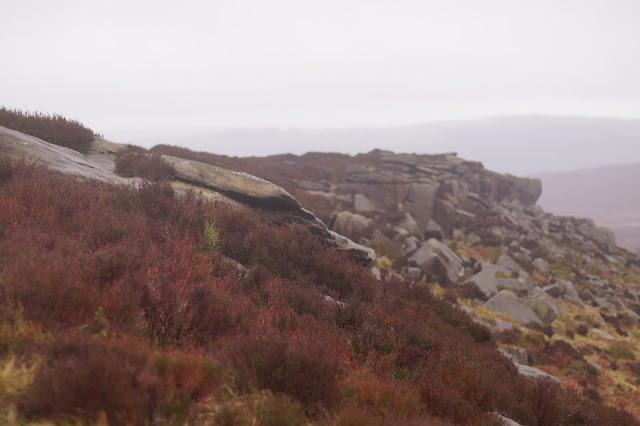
[1, 125, 132, 185]
[163, 155, 301, 210]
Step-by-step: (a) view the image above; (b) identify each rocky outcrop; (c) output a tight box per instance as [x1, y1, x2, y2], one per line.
[1, 126, 374, 267]
[163, 155, 302, 210]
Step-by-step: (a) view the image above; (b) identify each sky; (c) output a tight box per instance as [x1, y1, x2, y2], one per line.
[1, 0, 640, 160]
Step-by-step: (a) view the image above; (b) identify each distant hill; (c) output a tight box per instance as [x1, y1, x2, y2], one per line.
[535, 163, 640, 252]
[131, 115, 640, 175]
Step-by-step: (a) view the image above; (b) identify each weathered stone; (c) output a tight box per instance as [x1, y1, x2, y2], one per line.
[523, 287, 560, 326]
[406, 267, 422, 281]
[329, 211, 372, 238]
[424, 219, 444, 240]
[485, 290, 544, 328]
[397, 212, 421, 235]
[591, 328, 616, 341]
[516, 364, 562, 386]
[403, 236, 420, 257]
[409, 238, 463, 286]
[577, 222, 616, 246]
[353, 193, 377, 212]
[532, 257, 550, 274]
[1, 126, 133, 184]
[404, 181, 439, 229]
[499, 349, 562, 386]
[460, 263, 534, 301]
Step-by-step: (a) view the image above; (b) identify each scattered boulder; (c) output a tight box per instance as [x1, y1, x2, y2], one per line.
[543, 279, 584, 307]
[329, 211, 372, 238]
[591, 328, 616, 341]
[405, 181, 439, 229]
[499, 348, 562, 386]
[409, 238, 463, 286]
[523, 288, 560, 326]
[460, 263, 534, 301]
[532, 257, 550, 274]
[516, 364, 562, 387]
[353, 193, 377, 213]
[424, 219, 444, 240]
[485, 291, 545, 328]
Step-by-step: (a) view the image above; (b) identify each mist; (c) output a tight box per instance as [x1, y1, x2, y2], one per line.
[1, 0, 639, 172]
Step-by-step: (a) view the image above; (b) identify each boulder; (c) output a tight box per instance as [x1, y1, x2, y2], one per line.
[353, 193, 377, 212]
[532, 257, 550, 274]
[544, 279, 584, 307]
[516, 365, 562, 386]
[424, 219, 444, 240]
[402, 236, 420, 257]
[499, 349, 562, 386]
[164, 155, 301, 210]
[397, 212, 422, 235]
[1, 125, 132, 184]
[577, 222, 616, 246]
[409, 238, 463, 286]
[404, 181, 439, 229]
[496, 254, 536, 288]
[485, 290, 545, 328]
[460, 263, 534, 301]
[523, 287, 560, 326]
[329, 211, 373, 238]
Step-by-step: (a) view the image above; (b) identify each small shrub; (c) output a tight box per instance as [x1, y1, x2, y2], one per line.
[226, 330, 340, 411]
[115, 145, 175, 181]
[204, 221, 221, 251]
[0, 107, 95, 154]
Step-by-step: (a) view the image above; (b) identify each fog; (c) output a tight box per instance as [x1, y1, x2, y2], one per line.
[1, 0, 640, 172]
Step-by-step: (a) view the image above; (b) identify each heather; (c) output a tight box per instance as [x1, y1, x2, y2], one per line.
[0, 107, 96, 154]
[0, 156, 636, 424]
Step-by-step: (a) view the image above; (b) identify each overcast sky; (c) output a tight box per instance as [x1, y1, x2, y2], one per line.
[1, 0, 640, 153]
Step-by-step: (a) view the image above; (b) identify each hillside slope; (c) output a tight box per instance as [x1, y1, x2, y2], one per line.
[1, 125, 639, 424]
[151, 144, 640, 419]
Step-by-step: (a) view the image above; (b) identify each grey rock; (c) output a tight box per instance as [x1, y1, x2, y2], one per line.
[406, 267, 422, 281]
[165, 155, 301, 210]
[516, 364, 562, 386]
[353, 193, 377, 213]
[460, 263, 534, 301]
[506, 346, 529, 366]
[329, 211, 373, 238]
[532, 258, 550, 274]
[591, 328, 616, 341]
[499, 348, 562, 386]
[1, 126, 133, 184]
[409, 238, 463, 286]
[523, 287, 560, 326]
[494, 412, 523, 426]
[485, 291, 545, 328]
[397, 212, 422, 235]
[424, 219, 444, 240]
[402, 236, 420, 257]
[405, 181, 439, 228]
[492, 318, 515, 333]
